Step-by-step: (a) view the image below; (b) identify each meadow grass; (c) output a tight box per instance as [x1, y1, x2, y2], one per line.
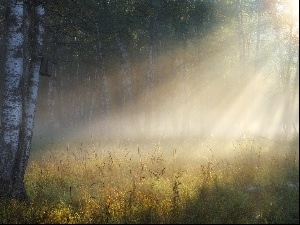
[0, 136, 299, 224]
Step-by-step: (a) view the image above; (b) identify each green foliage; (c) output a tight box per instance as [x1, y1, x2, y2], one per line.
[0, 138, 298, 224]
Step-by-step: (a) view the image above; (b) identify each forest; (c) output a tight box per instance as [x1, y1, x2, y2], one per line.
[0, 0, 299, 223]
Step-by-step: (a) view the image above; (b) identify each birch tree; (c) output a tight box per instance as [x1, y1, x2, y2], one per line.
[0, 0, 24, 199]
[0, 0, 45, 201]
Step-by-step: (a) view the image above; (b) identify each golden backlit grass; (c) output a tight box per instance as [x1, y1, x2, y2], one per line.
[0, 136, 299, 224]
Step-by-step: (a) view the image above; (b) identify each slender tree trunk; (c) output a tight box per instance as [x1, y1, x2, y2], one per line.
[12, 2, 45, 201]
[283, 13, 295, 137]
[58, 64, 65, 128]
[75, 59, 80, 128]
[255, 0, 261, 72]
[116, 37, 133, 114]
[169, 48, 178, 136]
[0, 0, 24, 199]
[102, 0, 133, 135]
[236, 0, 248, 135]
[100, 75, 111, 138]
[96, 41, 111, 120]
[236, 0, 245, 72]
[291, 51, 299, 137]
[145, 0, 157, 136]
[47, 44, 57, 132]
[47, 69, 56, 130]
[181, 34, 190, 136]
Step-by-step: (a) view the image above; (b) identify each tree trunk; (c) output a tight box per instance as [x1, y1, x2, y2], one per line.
[181, 34, 190, 137]
[236, 0, 245, 71]
[102, 0, 133, 135]
[94, 38, 111, 138]
[0, 1, 45, 201]
[0, 0, 24, 199]
[145, 0, 157, 136]
[47, 70, 56, 130]
[117, 37, 133, 114]
[236, 0, 249, 135]
[47, 44, 58, 132]
[282, 13, 295, 137]
[13, 2, 45, 201]
[255, 0, 261, 72]
[291, 51, 299, 137]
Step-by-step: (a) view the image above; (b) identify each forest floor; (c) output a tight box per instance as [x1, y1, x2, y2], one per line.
[0, 135, 299, 224]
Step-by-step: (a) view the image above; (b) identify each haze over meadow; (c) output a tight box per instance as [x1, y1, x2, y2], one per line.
[0, 0, 299, 223]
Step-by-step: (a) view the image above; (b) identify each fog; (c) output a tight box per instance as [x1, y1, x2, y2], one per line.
[33, 31, 299, 143]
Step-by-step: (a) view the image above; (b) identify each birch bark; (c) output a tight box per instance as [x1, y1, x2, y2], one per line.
[13, 3, 45, 200]
[0, 1, 45, 200]
[0, 0, 24, 198]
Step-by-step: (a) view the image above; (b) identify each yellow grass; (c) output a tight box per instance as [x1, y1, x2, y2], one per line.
[0, 136, 299, 223]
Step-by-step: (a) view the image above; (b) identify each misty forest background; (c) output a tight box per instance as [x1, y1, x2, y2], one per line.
[0, 0, 299, 223]
[0, 0, 299, 141]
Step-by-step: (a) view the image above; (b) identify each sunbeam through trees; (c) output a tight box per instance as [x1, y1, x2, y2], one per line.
[0, 0, 299, 223]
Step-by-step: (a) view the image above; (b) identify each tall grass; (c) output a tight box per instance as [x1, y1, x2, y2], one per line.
[0, 136, 298, 224]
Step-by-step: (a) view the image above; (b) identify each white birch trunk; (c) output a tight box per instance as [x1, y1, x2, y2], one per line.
[13, 3, 45, 200]
[0, 0, 24, 198]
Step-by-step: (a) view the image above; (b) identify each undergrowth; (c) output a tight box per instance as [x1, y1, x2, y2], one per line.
[0, 136, 298, 224]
